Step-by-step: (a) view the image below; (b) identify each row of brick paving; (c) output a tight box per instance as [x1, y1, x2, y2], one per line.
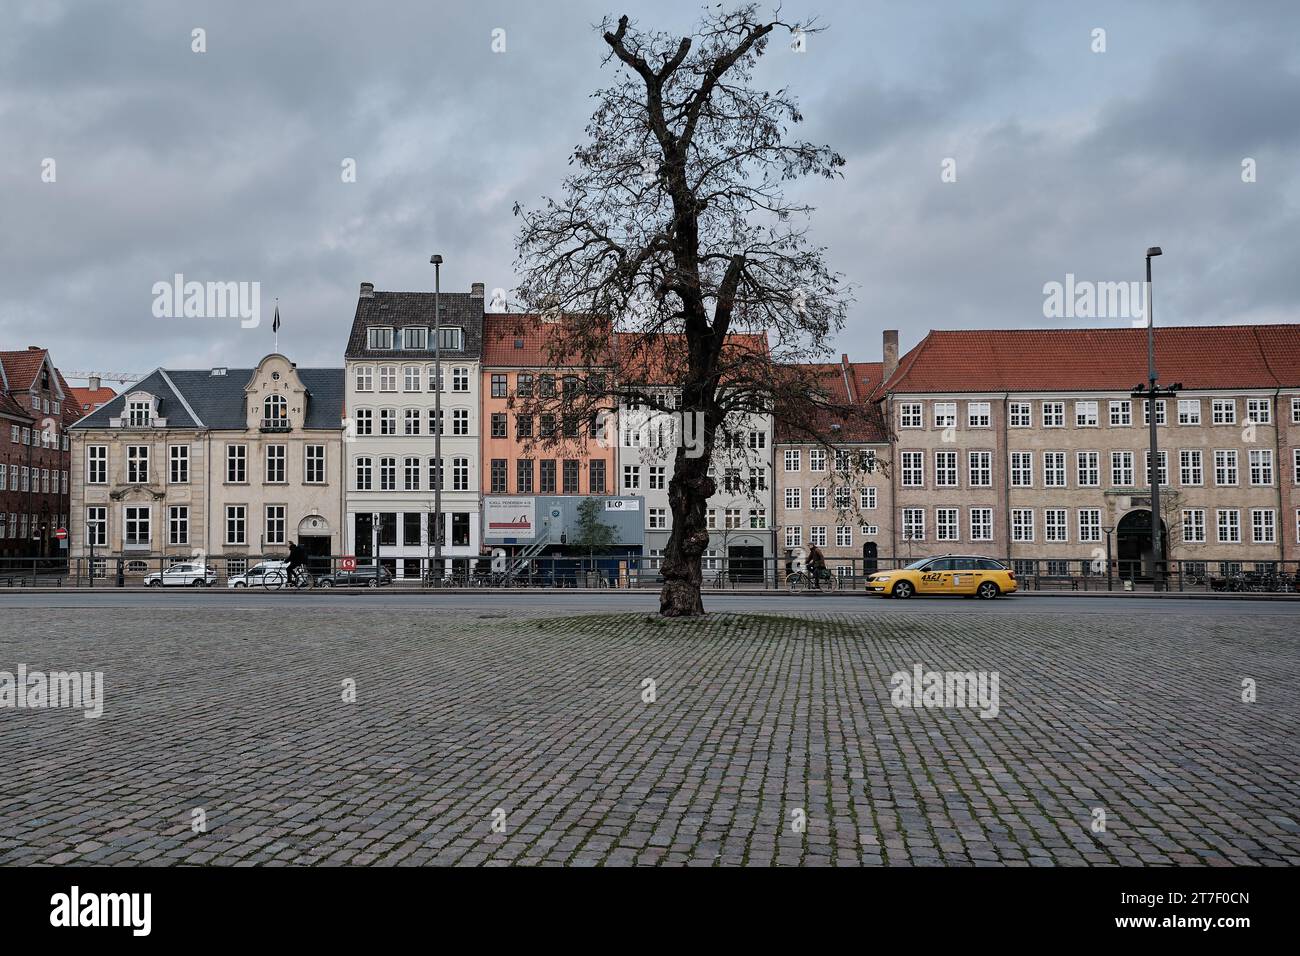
[0, 606, 1297, 865]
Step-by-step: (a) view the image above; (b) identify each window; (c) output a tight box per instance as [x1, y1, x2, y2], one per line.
[87, 445, 107, 484]
[1073, 451, 1098, 487]
[1078, 509, 1101, 542]
[647, 466, 665, 490]
[1042, 402, 1064, 427]
[265, 445, 286, 483]
[438, 327, 464, 351]
[809, 487, 827, 510]
[124, 506, 151, 547]
[807, 524, 825, 546]
[1293, 397, 1300, 424]
[354, 408, 373, 435]
[784, 449, 801, 472]
[540, 460, 556, 494]
[225, 506, 246, 545]
[127, 399, 153, 427]
[902, 509, 925, 541]
[1075, 401, 1098, 427]
[836, 525, 853, 547]
[899, 403, 922, 428]
[1295, 447, 1300, 485]
[809, 449, 826, 472]
[1216, 509, 1240, 544]
[354, 366, 373, 391]
[935, 451, 958, 487]
[1011, 509, 1034, 542]
[428, 458, 443, 491]
[901, 452, 924, 487]
[490, 459, 508, 494]
[379, 457, 396, 491]
[126, 445, 149, 483]
[1182, 509, 1206, 544]
[966, 451, 991, 487]
[649, 507, 667, 530]
[452, 458, 469, 492]
[453, 368, 469, 392]
[1043, 452, 1066, 487]
[227, 444, 247, 483]
[490, 374, 508, 398]
[589, 460, 606, 494]
[1179, 450, 1203, 486]
[1144, 450, 1168, 487]
[398, 366, 419, 393]
[1109, 400, 1132, 426]
[936, 508, 958, 542]
[1177, 399, 1201, 425]
[785, 526, 802, 548]
[263, 394, 289, 428]
[1045, 509, 1068, 543]
[515, 373, 534, 397]
[1214, 450, 1238, 486]
[86, 507, 107, 547]
[562, 460, 580, 495]
[623, 465, 640, 490]
[517, 459, 534, 494]
[489, 412, 507, 439]
[967, 402, 990, 428]
[354, 456, 372, 491]
[933, 402, 956, 428]
[1248, 449, 1274, 486]
[860, 487, 877, 510]
[368, 327, 394, 350]
[1111, 451, 1134, 486]
[379, 366, 397, 392]
[264, 505, 286, 546]
[749, 431, 767, 450]
[1246, 398, 1271, 424]
[835, 449, 852, 473]
[404, 457, 421, 492]
[834, 486, 851, 508]
[784, 487, 801, 510]
[1142, 400, 1166, 426]
[380, 408, 396, 435]
[169, 445, 189, 484]
[1211, 399, 1236, 425]
[726, 508, 744, 530]
[452, 409, 469, 436]
[970, 508, 992, 541]
[1010, 452, 1032, 487]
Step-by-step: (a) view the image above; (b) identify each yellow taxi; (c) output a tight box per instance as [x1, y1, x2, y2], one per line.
[866, 555, 1017, 599]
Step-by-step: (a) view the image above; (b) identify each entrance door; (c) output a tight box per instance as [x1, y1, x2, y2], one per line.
[299, 535, 331, 573]
[727, 546, 764, 583]
[1116, 509, 1167, 581]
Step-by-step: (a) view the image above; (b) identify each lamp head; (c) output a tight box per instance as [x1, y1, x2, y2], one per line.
[1145, 246, 1162, 258]
[430, 254, 443, 265]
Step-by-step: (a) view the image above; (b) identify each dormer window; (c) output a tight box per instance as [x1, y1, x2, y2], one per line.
[436, 327, 464, 351]
[262, 394, 289, 431]
[368, 327, 394, 350]
[128, 399, 154, 427]
[402, 326, 428, 350]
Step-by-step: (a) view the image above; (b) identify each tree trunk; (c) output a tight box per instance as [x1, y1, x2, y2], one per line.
[659, 449, 715, 616]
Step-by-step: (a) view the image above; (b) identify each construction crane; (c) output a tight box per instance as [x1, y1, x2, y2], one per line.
[61, 370, 146, 385]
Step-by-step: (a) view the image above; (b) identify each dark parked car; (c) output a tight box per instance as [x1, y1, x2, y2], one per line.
[316, 567, 393, 588]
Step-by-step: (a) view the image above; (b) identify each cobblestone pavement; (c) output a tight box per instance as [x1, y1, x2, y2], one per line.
[1, 606, 1297, 866]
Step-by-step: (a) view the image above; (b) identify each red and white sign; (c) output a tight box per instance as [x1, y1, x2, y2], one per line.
[340, 556, 356, 571]
[54, 527, 68, 540]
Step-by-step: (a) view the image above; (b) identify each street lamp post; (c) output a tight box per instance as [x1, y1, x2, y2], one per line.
[1102, 525, 1114, 592]
[430, 254, 443, 577]
[1140, 246, 1166, 590]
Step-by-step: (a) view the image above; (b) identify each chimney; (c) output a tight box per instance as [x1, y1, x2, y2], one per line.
[882, 329, 899, 383]
[470, 282, 485, 298]
[359, 281, 375, 298]
[89, 375, 101, 392]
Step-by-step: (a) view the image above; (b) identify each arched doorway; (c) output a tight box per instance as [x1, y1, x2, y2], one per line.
[296, 514, 332, 571]
[1116, 509, 1167, 581]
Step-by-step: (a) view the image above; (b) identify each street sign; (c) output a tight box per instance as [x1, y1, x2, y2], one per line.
[341, 556, 356, 571]
[55, 527, 68, 540]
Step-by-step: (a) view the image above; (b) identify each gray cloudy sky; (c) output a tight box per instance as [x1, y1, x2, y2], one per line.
[2, 0, 1297, 381]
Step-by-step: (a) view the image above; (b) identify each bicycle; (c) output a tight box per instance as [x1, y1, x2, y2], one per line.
[262, 565, 313, 591]
[786, 568, 838, 593]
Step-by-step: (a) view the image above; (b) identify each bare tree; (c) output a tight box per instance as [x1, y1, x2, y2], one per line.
[513, 4, 870, 616]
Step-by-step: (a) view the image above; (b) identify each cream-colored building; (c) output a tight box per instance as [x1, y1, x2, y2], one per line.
[69, 354, 345, 575]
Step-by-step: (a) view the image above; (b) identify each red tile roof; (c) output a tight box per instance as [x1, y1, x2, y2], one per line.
[775, 357, 888, 443]
[0, 347, 52, 392]
[69, 385, 118, 410]
[615, 331, 771, 386]
[885, 324, 1300, 393]
[481, 313, 613, 368]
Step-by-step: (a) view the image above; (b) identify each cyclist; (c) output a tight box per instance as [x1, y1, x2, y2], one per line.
[286, 540, 309, 588]
[807, 543, 827, 590]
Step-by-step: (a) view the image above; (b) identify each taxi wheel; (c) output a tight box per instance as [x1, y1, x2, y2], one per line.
[891, 580, 914, 599]
[977, 581, 1001, 599]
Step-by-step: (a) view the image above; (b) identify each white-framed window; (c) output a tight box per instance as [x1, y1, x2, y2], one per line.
[1248, 449, 1274, 486]
[901, 452, 924, 487]
[810, 487, 827, 510]
[127, 399, 153, 427]
[169, 445, 189, 484]
[227, 444, 247, 483]
[1216, 509, 1240, 544]
[127, 445, 149, 483]
[1182, 509, 1206, 544]
[1214, 449, 1238, 486]
[936, 508, 958, 542]
[860, 487, 877, 510]
[1109, 400, 1132, 427]
[784, 449, 801, 472]
[1010, 452, 1033, 487]
[1144, 449, 1168, 487]
[265, 444, 286, 484]
[1078, 509, 1101, 542]
[968, 451, 992, 487]
[354, 456, 372, 491]
[379, 366, 397, 391]
[224, 506, 247, 546]
[87, 445, 107, 484]
[403, 457, 421, 492]
[1294, 447, 1300, 485]
[648, 507, 667, 530]
[834, 486, 852, 509]
[1177, 399, 1201, 425]
[967, 402, 990, 428]
[748, 509, 767, 530]
[402, 366, 421, 392]
[379, 408, 397, 435]
[1076, 451, 1100, 487]
[1111, 451, 1134, 486]
[901, 509, 925, 541]
[749, 431, 767, 451]
[1211, 398, 1236, 425]
[368, 327, 394, 350]
[1142, 399, 1167, 426]
[785, 526, 802, 548]
[353, 408, 373, 435]
[402, 326, 428, 350]
[1179, 449, 1203, 486]
[453, 408, 469, 436]
[86, 507, 107, 547]
[784, 487, 801, 510]
[1075, 401, 1098, 427]
[809, 449, 827, 472]
[899, 403, 922, 428]
[1043, 452, 1066, 487]
[1042, 401, 1064, 427]
[452, 367, 469, 392]
[452, 457, 469, 491]
[1045, 508, 1068, 543]
[1011, 509, 1034, 542]
[1009, 402, 1032, 427]
[933, 402, 957, 428]
[166, 506, 189, 546]
[622, 465, 640, 490]
[836, 525, 853, 547]
[354, 366, 373, 391]
[808, 525, 826, 546]
[648, 466, 666, 490]
[970, 508, 992, 541]
[1251, 509, 1276, 544]
[379, 457, 396, 491]
[1246, 398, 1271, 424]
[124, 506, 151, 548]
[935, 450, 958, 487]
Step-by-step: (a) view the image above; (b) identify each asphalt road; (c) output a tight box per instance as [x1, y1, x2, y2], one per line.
[1, 589, 1298, 617]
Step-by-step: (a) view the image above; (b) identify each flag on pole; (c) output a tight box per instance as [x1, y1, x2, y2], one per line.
[272, 304, 281, 334]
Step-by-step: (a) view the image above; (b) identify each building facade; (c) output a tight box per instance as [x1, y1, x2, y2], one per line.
[0, 348, 77, 560]
[70, 354, 345, 573]
[343, 281, 485, 578]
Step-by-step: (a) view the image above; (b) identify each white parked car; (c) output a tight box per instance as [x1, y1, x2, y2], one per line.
[144, 563, 217, 588]
[227, 561, 290, 588]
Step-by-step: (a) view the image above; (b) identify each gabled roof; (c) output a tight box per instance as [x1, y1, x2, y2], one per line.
[884, 324, 1300, 393]
[73, 367, 345, 430]
[70, 385, 118, 409]
[345, 288, 485, 361]
[774, 357, 888, 443]
[0, 347, 63, 398]
[482, 313, 613, 368]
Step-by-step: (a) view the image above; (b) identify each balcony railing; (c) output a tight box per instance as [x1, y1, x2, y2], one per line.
[260, 418, 291, 432]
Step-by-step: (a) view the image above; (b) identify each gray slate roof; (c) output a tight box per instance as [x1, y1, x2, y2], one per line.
[73, 367, 344, 431]
[344, 289, 485, 361]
